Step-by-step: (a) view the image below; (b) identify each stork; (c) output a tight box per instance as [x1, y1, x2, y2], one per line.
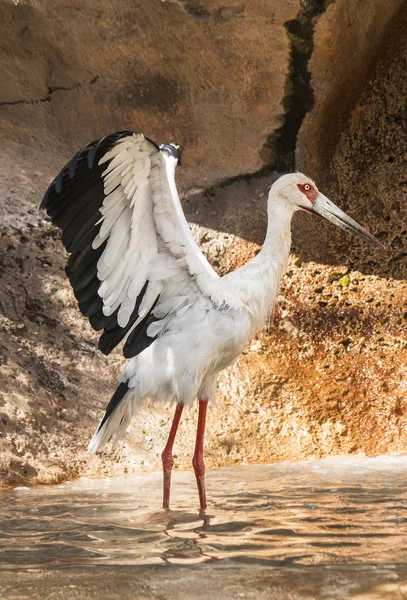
[41, 131, 382, 511]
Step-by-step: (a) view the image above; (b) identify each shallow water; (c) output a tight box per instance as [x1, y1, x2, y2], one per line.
[1, 455, 407, 572]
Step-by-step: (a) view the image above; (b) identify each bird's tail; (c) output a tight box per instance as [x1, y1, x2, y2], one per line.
[88, 382, 133, 453]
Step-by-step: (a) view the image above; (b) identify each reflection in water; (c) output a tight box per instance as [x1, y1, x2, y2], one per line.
[0, 455, 406, 570]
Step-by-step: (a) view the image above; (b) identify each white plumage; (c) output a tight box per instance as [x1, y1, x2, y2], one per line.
[41, 131, 381, 510]
[87, 135, 291, 452]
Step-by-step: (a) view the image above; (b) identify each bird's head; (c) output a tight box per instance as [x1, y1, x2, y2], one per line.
[269, 172, 383, 249]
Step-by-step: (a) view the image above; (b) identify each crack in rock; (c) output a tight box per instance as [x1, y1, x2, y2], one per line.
[201, 0, 331, 196]
[0, 76, 99, 108]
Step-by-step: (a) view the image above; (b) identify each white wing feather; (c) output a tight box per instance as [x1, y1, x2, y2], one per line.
[91, 133, 242, 335]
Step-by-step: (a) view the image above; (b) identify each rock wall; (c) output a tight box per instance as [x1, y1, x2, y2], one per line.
[0, 0, 297, 190]
[1, 0, 407, 487]
[296, 0, 405, 184]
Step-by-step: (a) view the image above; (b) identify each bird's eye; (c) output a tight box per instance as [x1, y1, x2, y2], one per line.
[304, 184, 311, 191]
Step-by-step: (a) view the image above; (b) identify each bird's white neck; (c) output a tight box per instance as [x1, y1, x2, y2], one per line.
[231, 195, 294, 328]
[262, 196, 294, 255]
[256, 197, 294, 310]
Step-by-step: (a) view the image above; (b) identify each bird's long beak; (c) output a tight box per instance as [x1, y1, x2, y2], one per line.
[312, 193, 384, 249]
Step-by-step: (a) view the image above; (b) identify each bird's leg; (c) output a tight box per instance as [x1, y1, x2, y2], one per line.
[162, 402, 184, 509]
[192, 399, 208, 511]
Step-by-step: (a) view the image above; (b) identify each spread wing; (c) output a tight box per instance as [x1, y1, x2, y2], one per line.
[41, 131, 237, 358]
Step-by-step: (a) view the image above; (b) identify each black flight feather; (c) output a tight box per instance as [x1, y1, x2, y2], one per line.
[73, 277, 101, 304]
[97, 282, 150, 355]
[40, 130, 159, 355]
[89, 307, 120, 332]
[78, 294, 104, 318]
[66, 241, 106, 283]
[123, 299, 161, 359]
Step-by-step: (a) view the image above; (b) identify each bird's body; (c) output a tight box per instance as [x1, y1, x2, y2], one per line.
[106, 234, 290, 445]
[108, 204, 292, 428]
[41, 131, 381, 510]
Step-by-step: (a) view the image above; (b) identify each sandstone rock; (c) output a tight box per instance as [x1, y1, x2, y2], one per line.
[296, 0, 405, 184]
[0, 0, 298, 190]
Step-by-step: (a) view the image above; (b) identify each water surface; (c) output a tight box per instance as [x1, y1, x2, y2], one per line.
[1, 454, 406, 571]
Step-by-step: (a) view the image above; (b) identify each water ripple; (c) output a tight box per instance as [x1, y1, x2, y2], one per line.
[1, 455, 406, 569]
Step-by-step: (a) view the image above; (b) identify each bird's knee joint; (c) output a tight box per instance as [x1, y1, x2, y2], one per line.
[162, 448, 174, 472]
[192, 454, 205, 478]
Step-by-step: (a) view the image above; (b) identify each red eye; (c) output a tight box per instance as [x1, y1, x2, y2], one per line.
[297, 182, 317, 204]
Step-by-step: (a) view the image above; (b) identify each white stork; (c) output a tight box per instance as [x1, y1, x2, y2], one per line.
[41, 131, 382, 511]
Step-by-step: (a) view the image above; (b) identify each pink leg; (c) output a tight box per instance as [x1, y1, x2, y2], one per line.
[192, 399, 208, 511]
[162, 402, 184, 509]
